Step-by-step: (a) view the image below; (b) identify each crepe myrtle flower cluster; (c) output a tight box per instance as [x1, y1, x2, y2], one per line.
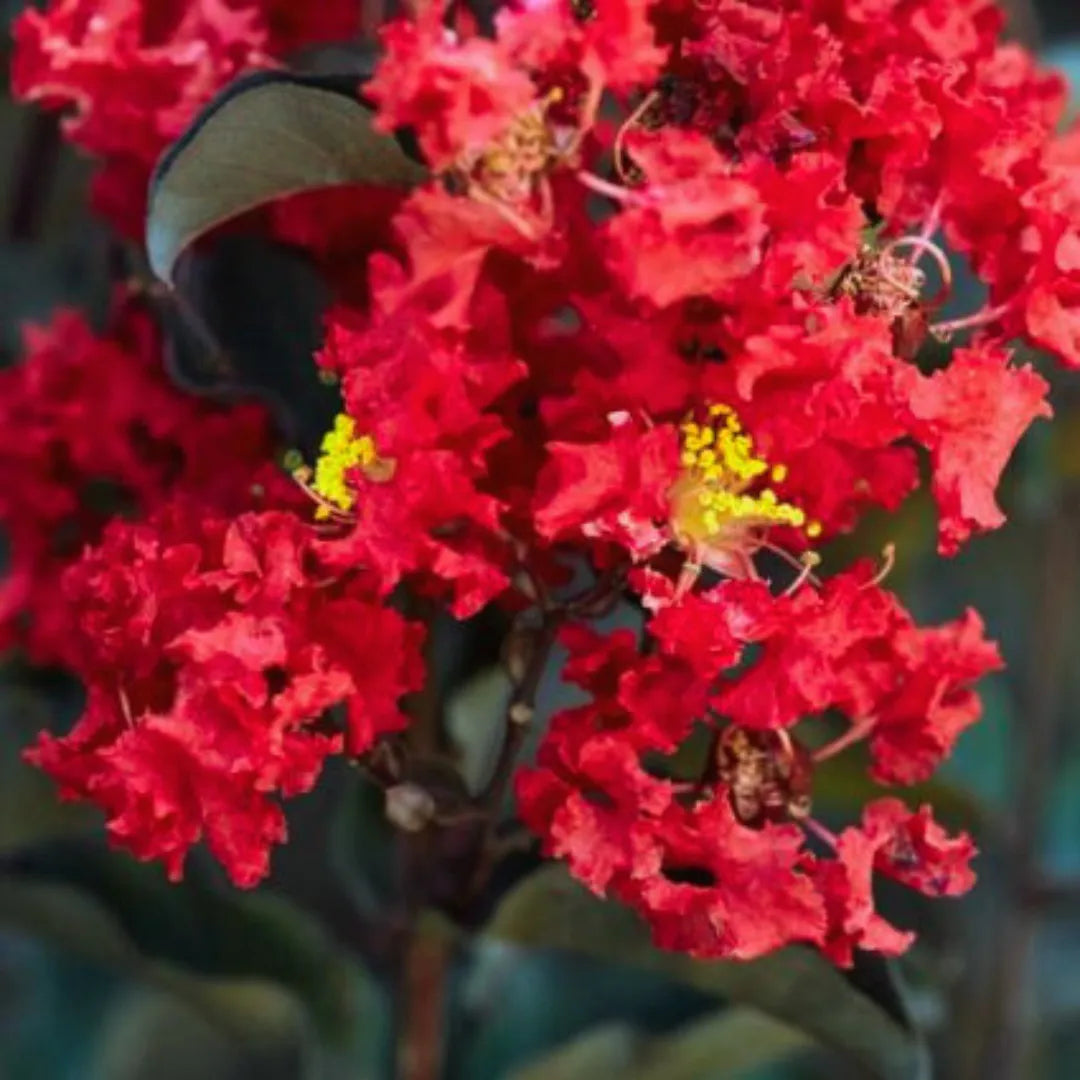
[5, 0, 1079, 963]
[11, 0, 362, 236]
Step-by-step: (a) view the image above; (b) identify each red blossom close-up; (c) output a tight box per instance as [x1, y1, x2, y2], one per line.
[5, 0, 1080, 1076]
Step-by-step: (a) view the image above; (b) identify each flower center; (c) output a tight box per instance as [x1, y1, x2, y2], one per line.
[833, 243, 926, 322]
[830, 235, 955, 360]
[669, 404, 819, 573]
[716, 727, 813, 827]
[477, 111, 558, 200]
[458, 90, 566, 209]
[292, 413, 391, 521]
[312, 414, 376, 517]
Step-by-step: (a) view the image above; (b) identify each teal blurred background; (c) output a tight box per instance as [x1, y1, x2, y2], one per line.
[2, 3, 1080, 1078]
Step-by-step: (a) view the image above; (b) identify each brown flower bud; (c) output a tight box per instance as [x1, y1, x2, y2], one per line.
[385, 783, 436, 833]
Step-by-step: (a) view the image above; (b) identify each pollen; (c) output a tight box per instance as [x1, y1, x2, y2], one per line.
[310, 413, 377, 520]
[670, 404, 817, 556]
[472, 90, 563, 203]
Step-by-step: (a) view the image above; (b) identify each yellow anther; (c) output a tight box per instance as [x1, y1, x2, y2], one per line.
[672, 402, 818, 549]
[310, 413, 378, 520]
[806, 520, 823, 538]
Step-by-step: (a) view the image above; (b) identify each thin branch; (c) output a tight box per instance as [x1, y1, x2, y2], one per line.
[466, 609, 563, 897]
[484, 612, 561, 815]
[393, 829, 449, 1080]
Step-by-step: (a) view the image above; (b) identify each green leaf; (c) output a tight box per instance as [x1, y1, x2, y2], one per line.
[0, 676, 93, 849]
[487, 865, 929, 1080]
[145, 71, 429, 454]
[507, 1024, 639, 1080]
[147, 70, 427, 284]
[446, 666, 513, 797]
[630, 1008, 812, 1080]
[0, 878, 388, 1079]
[161, 233, 341, 456]
[508, 1009, 812, 1080]
[813, 748, 993, 835]
[449, 939, 710, 1079]
[330, 768, 399, 919]
[0, 835, 385, 1047]
[89, 985, 309, 1080]
[0, 879, 309, 1041]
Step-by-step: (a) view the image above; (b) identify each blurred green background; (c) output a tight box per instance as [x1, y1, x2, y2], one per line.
[3, 2, 1080, 1079]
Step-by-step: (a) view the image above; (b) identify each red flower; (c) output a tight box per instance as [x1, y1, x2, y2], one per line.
[862, 798, 977, 896]
[867, 611, 1002, 785]
[632, 797, 827, 961]
[517, 732, 670, 894]
[497, 0, 667, 93]
[815, 827, 915, 968]
[714, 568, 1001, 783]
[700, 301, 921, 537]
[9, 0, 1068, 964]
[11, 0, 355, 235]
[0, 295, 281, 665]
[533, 416, 678, 559]
[600, 129, 767, 308]
[519, 568, 985, 962]
[906, 346, 1051, 554]
[713, 571, 906, 732]
[382, 186, 567, 331]
[367, 2, 537, 172]
[307, 282, 526, 617]
[28, 507, 425, 886]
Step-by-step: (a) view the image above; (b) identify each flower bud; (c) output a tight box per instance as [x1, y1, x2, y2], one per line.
[385, 783, 436, 833]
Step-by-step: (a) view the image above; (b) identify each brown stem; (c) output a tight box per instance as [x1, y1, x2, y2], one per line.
[393, 831, 449, 1080]
[466, 609, 563, 897]
[486, 613, 561, 811]
[568, 563, 629, 618]
[396, 934, 447, 1080]
[613, 91, 660, 182]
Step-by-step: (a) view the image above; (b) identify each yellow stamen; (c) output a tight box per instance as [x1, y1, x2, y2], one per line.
[670, 405, 817, 556]
[308, 413, 377, 520]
